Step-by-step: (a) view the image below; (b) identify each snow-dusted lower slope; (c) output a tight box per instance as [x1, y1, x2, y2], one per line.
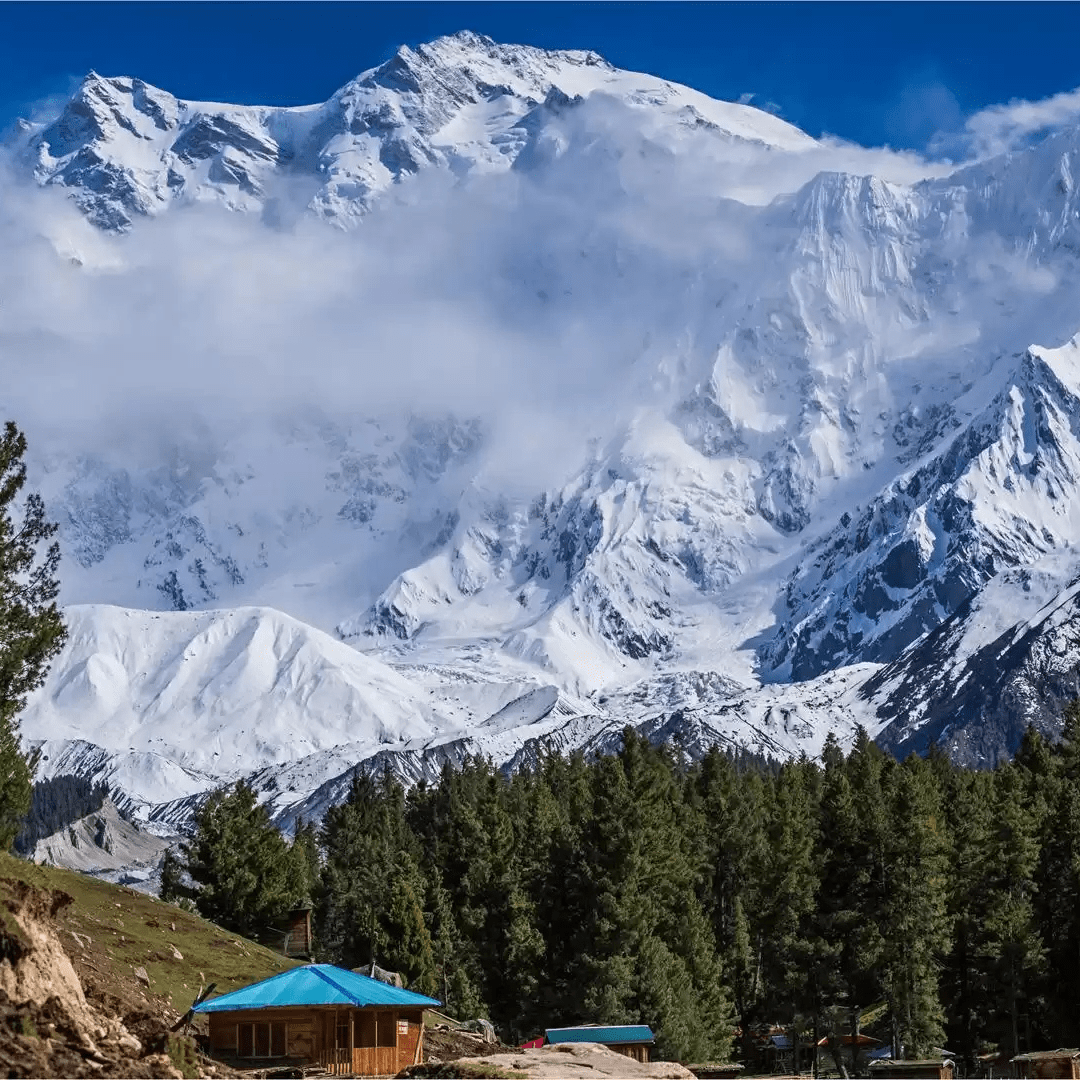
[31, 800, 173, 894]
[21, 604, 871, 829]
[867, 549, 1080, 765]
[28, 604, 453, 812]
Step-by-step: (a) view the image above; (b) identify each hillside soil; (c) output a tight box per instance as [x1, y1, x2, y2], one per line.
[0, 852, 298, 1077]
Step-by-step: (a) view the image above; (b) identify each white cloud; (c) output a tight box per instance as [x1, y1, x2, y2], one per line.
[0, 85, 1064, 515]
[950, 85, 1080, 159]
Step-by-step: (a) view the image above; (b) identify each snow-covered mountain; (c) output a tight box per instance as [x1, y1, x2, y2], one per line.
[7, 31, 1080, 826]
[28, 604, 869, 829]
[11, 31, 813, 230]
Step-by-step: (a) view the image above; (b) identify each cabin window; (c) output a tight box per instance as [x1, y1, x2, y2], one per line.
[336, 1015, 350, 1049]
[237, 1022, 287, 1058]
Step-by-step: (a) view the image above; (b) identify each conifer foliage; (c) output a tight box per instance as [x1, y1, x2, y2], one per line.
[170, 780, 310, 939]
[0, 422, 66, 851]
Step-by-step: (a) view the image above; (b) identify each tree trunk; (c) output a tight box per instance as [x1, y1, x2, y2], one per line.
[850, 1006, 862, 1077]
[813, 1012, 820, 1080]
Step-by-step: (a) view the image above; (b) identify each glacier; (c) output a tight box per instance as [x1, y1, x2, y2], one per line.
[6, 31, 1080, 828]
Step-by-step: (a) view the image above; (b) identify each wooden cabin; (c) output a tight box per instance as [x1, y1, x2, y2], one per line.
[869, 1059, 956, 1080]
[193, 963, 440, 1076]
[1013, 1051, 1080, 1080]
[546, 1025, 655, 1063]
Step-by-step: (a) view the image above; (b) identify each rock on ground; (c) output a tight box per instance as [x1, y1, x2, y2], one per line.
[416, 1041, 696, 1078]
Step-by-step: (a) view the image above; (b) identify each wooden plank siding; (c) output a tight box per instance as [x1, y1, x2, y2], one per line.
[1016, 1058, 1080, 1080]
[208, 1005, 425, 1076]
[612, 1044, 651, 1063]
[283, 908, 312, 959]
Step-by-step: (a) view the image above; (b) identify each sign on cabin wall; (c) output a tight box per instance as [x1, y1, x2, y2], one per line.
[397, 1020, 409, 1035]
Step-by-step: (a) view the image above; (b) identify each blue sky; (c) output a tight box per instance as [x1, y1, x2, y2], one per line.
[2, 2, 1079, 152]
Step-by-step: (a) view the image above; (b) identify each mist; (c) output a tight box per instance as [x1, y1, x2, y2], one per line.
[0, 85, 1071, 542]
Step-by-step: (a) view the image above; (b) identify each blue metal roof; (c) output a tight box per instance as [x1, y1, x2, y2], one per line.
[193, 964, 441, 1013]
[546, 1025, 655, 1046]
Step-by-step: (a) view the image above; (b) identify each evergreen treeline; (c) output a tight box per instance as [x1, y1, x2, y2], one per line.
[172, 716, 1080, 1067]
[12, 774, 109, 855]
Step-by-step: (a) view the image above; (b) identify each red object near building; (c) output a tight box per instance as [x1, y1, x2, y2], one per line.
[520, 1037, 544, 1049]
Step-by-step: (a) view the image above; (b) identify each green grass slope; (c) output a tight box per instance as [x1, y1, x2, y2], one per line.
[0, 853, 300, 1017]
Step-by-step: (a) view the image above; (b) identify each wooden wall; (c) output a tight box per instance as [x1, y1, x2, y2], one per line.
[284, 909, 312, 959]
[207, 1008, 315, 1059]
[206, 1005, 425, 1075]
[611, 1043, 651, 1063]
[1020, 1059, 1080, 1080]
[870, 1067, 954, 1080]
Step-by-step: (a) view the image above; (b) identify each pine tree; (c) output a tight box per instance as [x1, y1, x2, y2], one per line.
[1034, 771, 1080, 1047]
[0, 422, 66, 850]
[183, 779, 307, 938]
[1033, 703, 1080, 1046]
[318, 769, 438, 991]
[940, 767, 995, 1074]
[758, 757, 820, 1038]
[979, 764, 1045, 1057]
[160, 848, 189, 904]
[383, 871, 437, 995]
[572, 730, 734, 1061]
[290, 817, 321, 898]
[813, 732, 884, 1055]
[879, 756, 951, 1057]
[532, 751, 597, 1026]
[424, 870, 484, 1018]
[693, 749, 768, 1040]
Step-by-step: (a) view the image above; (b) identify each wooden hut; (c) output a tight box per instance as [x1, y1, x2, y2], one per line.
[282, 907, 312, 959]
[1013, 1051, 1080, 1080]
[193, 963, 440, 1076]
[546, 1025, 655, 1063]
[869, 1060, 956, 1080]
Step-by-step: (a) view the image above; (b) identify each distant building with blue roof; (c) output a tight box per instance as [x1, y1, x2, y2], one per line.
[546, 1024, 656, 1063]
[194, 963, 439, 1075]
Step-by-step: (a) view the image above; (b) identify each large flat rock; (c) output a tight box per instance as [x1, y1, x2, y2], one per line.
[449, 1042, 695, 1078]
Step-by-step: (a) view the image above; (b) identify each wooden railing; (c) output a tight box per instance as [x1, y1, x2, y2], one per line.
[320, 1046, 352, 1075]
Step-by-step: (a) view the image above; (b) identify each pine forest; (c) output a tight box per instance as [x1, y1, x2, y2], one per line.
[167, 710, 1080, 1069]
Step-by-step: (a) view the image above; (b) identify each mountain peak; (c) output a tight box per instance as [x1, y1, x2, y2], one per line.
[14, 31, 812, 231]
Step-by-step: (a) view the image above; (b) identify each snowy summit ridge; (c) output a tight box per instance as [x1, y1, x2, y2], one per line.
[14, 30, 812, 230]
[9, 32, 1080, 829]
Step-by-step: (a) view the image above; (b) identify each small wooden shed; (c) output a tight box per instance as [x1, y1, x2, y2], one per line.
[546, 1025, 655, 1063]
[193, 963, 440, 1076]
[869, 1059, 956, 1080]
[1013, 1050, 1080, 1080]
[282, 907, 312, 959]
